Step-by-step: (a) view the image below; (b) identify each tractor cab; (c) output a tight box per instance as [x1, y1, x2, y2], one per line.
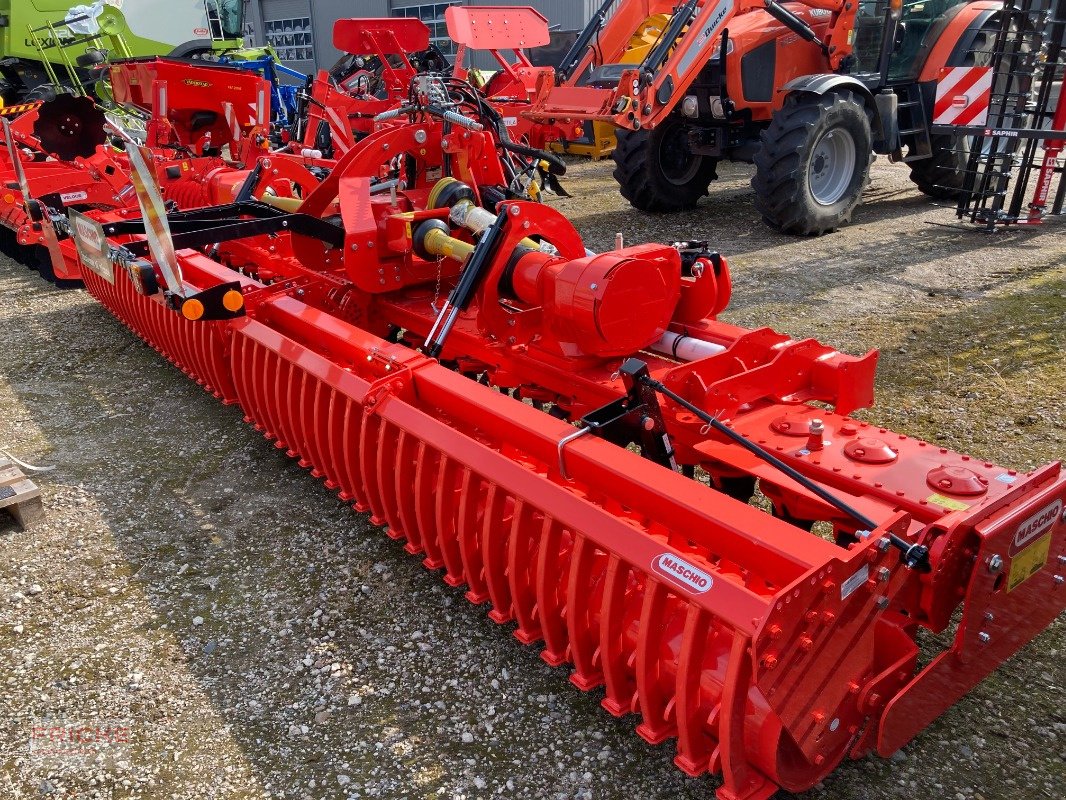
[851, 0, 991, 83]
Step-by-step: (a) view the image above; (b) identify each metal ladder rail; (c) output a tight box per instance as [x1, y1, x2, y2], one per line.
[959, 0, 1049, 228]
[1006, 0, 1066, 218]
[957, 0, 1020, 227]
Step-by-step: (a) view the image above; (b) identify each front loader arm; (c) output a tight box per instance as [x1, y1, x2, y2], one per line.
[556, 0, 675, 86]
[533, 0, 857, 130]
[799, 0, 859, 68]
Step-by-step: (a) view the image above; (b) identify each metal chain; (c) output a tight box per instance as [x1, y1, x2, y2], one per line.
[430, 253, 445, 313]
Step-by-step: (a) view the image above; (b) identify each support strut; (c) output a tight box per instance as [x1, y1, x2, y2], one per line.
[639, 367, 931, 571]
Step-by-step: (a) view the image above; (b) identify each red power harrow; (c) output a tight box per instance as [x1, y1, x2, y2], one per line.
[8, 26, 1064, 800]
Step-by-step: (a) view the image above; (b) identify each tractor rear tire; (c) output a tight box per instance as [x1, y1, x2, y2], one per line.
[612, 119, 718, 211]
[908, 134, 968, 199]
[753, 90, 872, 235]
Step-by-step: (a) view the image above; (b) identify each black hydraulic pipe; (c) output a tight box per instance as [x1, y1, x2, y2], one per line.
[641, 0, 700, 81]
[556, 0, 619, 83]
[763, 1, 829, 55]
[640, 372, 931, 571]
[423, 209, 509, 358]
[500, 139, 568, 176]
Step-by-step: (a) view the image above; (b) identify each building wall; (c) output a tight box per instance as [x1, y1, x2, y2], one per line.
[259, 0, 318, 75]
[246, 0, 596, 74]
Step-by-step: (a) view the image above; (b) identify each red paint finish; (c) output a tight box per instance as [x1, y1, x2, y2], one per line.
[53, 111, 1065, 800]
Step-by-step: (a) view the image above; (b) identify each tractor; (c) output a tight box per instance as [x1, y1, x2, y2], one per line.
[532, 0, 1006, 234]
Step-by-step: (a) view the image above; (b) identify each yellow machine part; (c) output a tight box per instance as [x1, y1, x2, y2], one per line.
[623, 13, 671, 63]
[549, 14, 672, 160]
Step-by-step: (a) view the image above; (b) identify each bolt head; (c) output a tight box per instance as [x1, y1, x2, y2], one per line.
[876, 596, 889, 610]
[987, 554, 1003, 574]
[877, 567, 891, 583]
[978, 631, 991, 643]
[877, 537, 891, 552]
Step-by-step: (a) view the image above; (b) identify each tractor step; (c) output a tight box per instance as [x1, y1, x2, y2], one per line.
[898, 83, 932, 158]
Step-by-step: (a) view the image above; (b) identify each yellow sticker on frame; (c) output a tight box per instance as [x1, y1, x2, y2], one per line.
[927, 493, 971, 512]
[1007, 534, 1051, 592]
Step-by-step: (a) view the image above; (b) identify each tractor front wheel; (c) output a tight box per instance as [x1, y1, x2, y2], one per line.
[753, 90, 872, 235]
[612, 118, 718, 211]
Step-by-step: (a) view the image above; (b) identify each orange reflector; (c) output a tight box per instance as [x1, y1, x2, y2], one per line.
[181, 298, 205, 321]
[222, 289, 244, 312]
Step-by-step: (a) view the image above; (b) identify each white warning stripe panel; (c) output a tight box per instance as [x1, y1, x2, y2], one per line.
[325, 106, 353, 155]
[933, 66, 993, 127]
[222, 101, 241, 144]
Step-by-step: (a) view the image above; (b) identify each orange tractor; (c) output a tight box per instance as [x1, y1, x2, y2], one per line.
[533, 0, 1005, 234]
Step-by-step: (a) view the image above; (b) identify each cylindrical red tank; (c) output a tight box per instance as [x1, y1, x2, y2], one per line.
[509, 246, 680, 356]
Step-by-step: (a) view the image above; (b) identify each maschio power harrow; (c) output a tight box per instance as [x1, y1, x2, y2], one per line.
[5, 29, 1064, 800]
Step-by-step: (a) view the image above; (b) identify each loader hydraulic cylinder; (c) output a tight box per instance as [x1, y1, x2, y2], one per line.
[763, 1, 830, 55]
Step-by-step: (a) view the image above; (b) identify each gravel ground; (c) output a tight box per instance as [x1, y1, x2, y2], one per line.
[0, 156, 1063, 800]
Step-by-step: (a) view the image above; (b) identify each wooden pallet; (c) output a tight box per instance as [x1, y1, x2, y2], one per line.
[0, 457, 44, 529]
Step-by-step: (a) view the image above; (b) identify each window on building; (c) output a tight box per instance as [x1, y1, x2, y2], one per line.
[393, 2, 459, 59]
[265, 16, 314, 63]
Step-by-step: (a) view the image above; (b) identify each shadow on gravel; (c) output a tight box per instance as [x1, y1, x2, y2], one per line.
[3, 269, 729, 798]
[3, 224, 1062, 800]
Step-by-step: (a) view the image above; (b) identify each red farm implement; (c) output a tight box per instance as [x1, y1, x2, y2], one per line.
[0, 57, 271, 283]
[291, 18, 442, 156]
[32, 64, 1064, 799]
[289, 10, 568, 172]
[446, 5, 577, 151]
